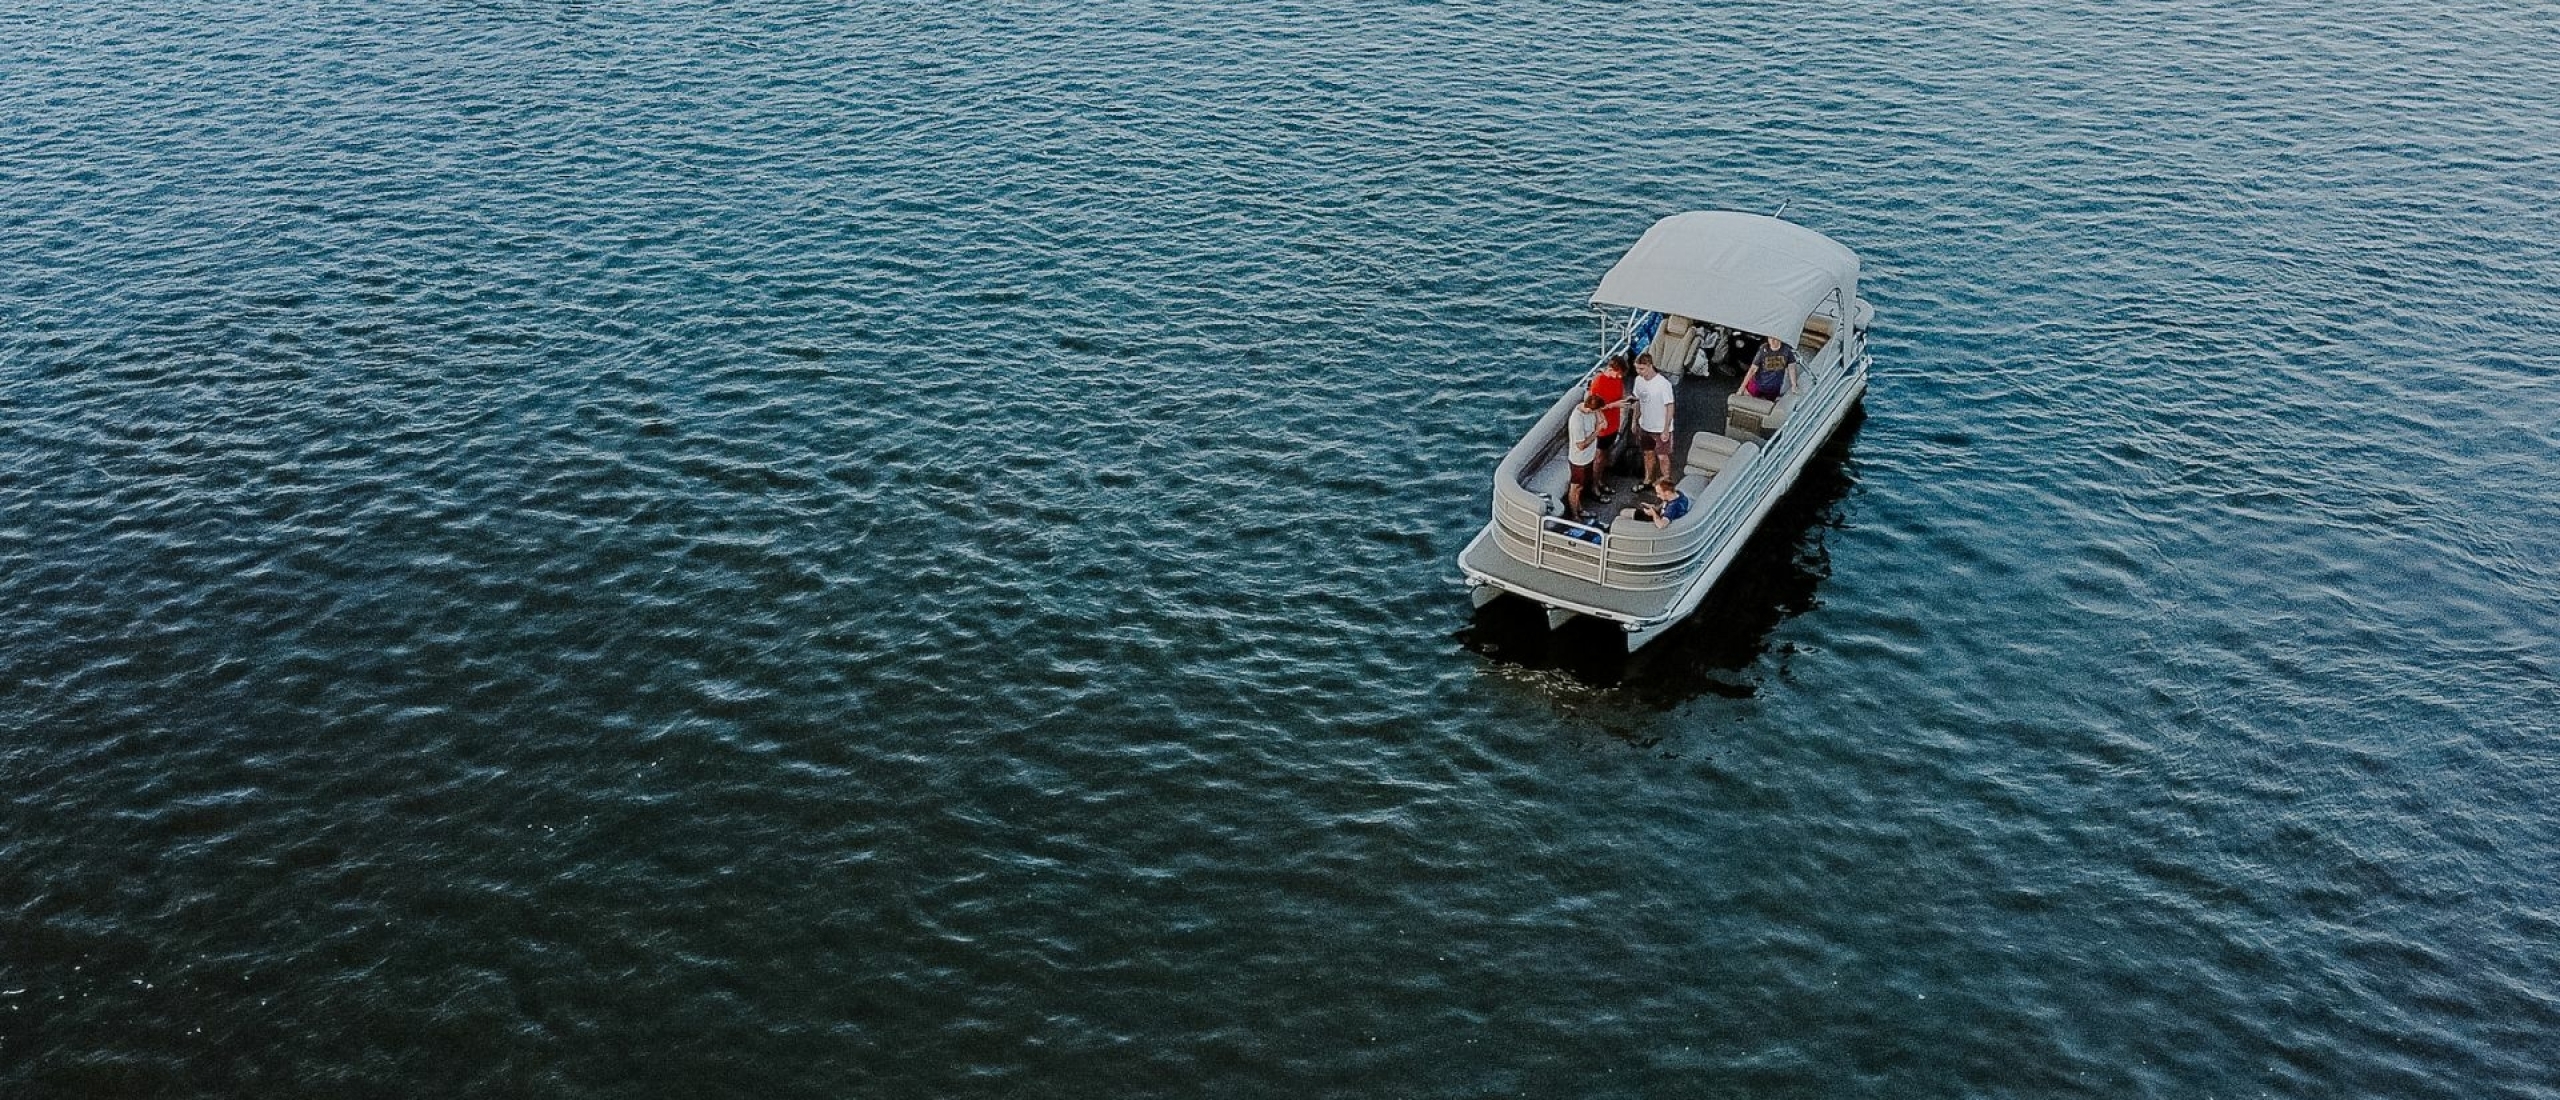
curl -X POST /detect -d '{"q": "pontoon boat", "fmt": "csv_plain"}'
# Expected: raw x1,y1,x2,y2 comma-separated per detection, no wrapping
1458,211,1873,651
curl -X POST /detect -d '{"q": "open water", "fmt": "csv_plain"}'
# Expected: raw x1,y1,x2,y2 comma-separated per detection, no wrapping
5,1,2558,1096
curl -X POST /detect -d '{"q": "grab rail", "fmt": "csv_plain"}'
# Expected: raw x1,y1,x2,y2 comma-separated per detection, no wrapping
1535,515,1613,585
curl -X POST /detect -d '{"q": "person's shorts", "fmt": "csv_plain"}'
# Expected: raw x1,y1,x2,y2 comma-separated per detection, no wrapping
1642,428,1674,456
1568,460,1596,488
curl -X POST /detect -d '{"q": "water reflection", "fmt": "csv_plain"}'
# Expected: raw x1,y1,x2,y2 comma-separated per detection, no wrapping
1461,410,1866,698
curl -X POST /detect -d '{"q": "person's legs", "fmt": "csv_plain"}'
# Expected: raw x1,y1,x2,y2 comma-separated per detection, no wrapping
1567,460,1589,517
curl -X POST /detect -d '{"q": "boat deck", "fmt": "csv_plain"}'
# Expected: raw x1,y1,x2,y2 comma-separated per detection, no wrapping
1574,369,1743,528
1467,366,1752,623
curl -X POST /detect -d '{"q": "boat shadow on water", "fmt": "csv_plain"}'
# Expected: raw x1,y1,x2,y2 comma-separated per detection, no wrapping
1457,409,1866,698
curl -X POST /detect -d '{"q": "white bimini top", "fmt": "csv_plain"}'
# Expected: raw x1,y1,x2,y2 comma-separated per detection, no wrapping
1588,211,1860,347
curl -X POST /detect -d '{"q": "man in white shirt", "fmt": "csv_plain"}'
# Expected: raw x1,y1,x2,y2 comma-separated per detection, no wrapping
1567,392,1604,520
1631,353,1677,486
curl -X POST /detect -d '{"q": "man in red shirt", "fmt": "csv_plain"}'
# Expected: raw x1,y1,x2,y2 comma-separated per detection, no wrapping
1588,354,1629,490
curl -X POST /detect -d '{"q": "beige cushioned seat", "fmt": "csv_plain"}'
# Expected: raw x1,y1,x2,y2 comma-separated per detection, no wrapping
1726,391,1776,439
1726,385,1802,440
1684,432,1741,474
1675,433,1743,498
1797,315,1835,358
1648,314,1703,376
1727,314,1830,437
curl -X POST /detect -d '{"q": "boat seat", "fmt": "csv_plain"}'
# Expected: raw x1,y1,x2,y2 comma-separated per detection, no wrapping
1650,314,1703,376
1523,460,1571,515
1798,315,1835,358
1676,439,1761,501
1683,432,1742,478
1725,387,1802,441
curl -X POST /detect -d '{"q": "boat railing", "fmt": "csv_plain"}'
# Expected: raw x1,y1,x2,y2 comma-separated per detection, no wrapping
1488,438,1759,593
1486,316,1863,595
1491,503,1725,593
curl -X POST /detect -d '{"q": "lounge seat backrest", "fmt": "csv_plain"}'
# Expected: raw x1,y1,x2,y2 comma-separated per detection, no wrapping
1674,434,1749,501
1649,314,1703,375
1525,460,1570,513
1798,315,1835,358
1671,441,1761,514
1726,384,1806,440
1683,432,1742,478
1726,391,1774,440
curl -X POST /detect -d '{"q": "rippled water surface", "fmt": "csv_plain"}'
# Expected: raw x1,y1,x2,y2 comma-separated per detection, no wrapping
6,1,2558,1095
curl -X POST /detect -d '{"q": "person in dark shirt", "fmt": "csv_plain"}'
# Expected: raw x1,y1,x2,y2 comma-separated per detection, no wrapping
1741,334,1798,400
1632,477,1691,528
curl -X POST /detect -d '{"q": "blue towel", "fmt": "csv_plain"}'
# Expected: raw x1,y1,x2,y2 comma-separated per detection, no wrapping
1627,310,1664,356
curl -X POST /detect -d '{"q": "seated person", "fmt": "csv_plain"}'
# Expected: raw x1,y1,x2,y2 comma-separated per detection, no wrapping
1740,334,1798,400
1631,477,1691,528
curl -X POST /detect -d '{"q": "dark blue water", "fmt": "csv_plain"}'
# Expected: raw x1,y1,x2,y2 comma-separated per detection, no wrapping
6,1,2558,1095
